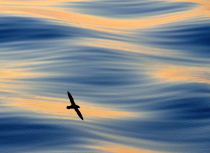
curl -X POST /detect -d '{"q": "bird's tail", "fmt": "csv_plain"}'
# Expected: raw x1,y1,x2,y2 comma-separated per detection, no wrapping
67,105,79,109
67,106,72,109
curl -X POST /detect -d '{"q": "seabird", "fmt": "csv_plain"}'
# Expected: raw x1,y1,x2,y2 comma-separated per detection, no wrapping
66,91,84,120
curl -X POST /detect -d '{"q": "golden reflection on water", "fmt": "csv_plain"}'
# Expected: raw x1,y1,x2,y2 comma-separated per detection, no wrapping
0,0,86,6
81,38,164,56
0,82,16,93
85,131,172,153
0,69,36,79
174,0,210,5
0,0,209,31
0,68,42,93
0,62,139,120
4,96,139,120
89,141,169,153
152,65,210,84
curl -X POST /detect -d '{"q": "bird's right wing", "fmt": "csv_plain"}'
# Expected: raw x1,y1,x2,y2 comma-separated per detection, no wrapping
75,108,84,120
67,91,75,105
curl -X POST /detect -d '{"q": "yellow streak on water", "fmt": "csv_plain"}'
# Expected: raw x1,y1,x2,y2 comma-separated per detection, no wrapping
0,67,50,92
173,0,210,6
0,82,17,93
85,131,172,153
81,38,169,56
0,65,138,121
152,65,210,83
0,0,91,6
90,141,170,153
0,4,207,30
5,96,139,120
0,69,37,79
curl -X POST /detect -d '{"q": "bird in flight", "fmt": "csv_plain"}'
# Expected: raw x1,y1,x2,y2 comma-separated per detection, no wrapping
66,91,84,120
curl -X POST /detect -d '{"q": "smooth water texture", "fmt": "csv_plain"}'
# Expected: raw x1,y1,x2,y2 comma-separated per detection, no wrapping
0,0,210,153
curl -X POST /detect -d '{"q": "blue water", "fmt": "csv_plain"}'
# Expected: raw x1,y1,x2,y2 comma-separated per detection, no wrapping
0,0,210,153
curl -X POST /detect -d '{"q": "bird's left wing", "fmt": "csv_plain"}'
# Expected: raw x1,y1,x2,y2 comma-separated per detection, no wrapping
75,108,84,120
67,91,75,105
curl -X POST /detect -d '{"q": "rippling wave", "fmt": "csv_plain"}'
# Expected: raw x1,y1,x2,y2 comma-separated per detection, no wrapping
0,0,210,153
66,0,197,19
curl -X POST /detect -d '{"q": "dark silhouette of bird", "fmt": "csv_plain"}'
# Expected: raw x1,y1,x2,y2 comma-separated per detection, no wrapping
66,91,84,120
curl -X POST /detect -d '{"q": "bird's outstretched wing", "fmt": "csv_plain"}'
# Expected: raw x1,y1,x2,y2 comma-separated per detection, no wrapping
75,108,83,120
67,91,75,105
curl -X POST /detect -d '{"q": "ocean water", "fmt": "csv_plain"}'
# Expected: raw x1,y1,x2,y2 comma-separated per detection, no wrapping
0,0,210,153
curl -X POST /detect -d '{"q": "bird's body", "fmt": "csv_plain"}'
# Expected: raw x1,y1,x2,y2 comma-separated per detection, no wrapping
66,91,84,120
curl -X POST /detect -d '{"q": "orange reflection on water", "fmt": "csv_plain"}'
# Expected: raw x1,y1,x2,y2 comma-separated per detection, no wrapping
0,66,50,93
81,38,169,56
6,95,139,120
152,65,210,83
0,68,35,79
0,3,207,30
0,0,55,6
0,0,87,6
0,82,17,93
174,0,210,6
88,140,170,153
0,68,35,93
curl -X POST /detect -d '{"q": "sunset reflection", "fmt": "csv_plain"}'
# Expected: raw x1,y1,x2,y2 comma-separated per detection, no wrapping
5,96,139,120
89,141,169,153
0,69,36,79
0,3,208,30
152,65,210,83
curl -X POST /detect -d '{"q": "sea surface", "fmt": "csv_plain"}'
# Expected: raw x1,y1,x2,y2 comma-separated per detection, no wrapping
0,0,210,153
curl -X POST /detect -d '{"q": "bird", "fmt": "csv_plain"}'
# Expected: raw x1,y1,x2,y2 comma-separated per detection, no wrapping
66,91,84,120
